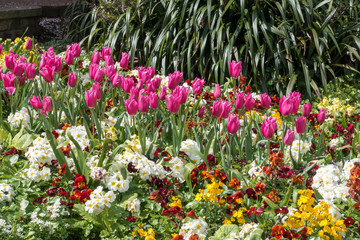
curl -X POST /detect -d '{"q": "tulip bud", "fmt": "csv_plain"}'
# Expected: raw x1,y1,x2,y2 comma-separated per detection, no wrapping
166,94,181,113
260,93,272,109
29,96,43,109
212,101,223,118
235,92,245,110
68,72,77,88
294,116,306,134
159,86,167,100
25,63,35,79
130,86,140,101
138,95,149,113
220,101,232,119
302,103,312,117
111,74,122,87
25,38,32,50
261,116,277,139
168,71,183,90
317,109,327,123
120,52,130,69
198,105,205,118
102,47,112,61
227,114,240,135
192,77,205,94
124,98,138,115
92,83,101,100
214,84,221,99
149,92,159,109
106,65,116,79
43,96,52,112
54,57,62,73
85,90,97,108
244,93,255,111
92,51,101,64
121,77,134,93
94,68,105,83
40,66,55,83
104,55,114,67
13,62,25,77
65,47,74,65
284,129,295,145
228,60,242,78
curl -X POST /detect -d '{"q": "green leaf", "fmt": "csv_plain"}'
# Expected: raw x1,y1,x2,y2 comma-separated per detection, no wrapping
262,196,280,210
184,162,197,191
210,224,239,240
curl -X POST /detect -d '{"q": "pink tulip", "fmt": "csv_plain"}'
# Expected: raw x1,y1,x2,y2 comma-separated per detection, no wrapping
18,56,26,63
85,90,97,108
2,72,16,95
168,71,183,90
212,101,223,118
149,92,159,109
214,84,221,98
289,92,301,114
5,53,16,70
89,64,98,80
92,51,101,64
228,60,242,78
220,101,232,119
317,109,327,123
130,86,140,101
0,44,2,54
284,129,295,145
104,55,114,67
153,77,162,89
13,62,25,77
25,38,32,50
120,52,129,68
279,92,301,116
159,86,167,100
18,76,25,86
121,77,134,93
54,57,62,73
173,86,189,105
302,103,312,117
106,65,115,79
25,63,35,79
124,98,138,115
40,66,55,83
29,96,43,109
72,43,81,58
102,47,112,61
260,93,271,109
227,114,240,134
94,68,105,83
138,67,153,83
65,48,74,65
166,94,181,113
111,74,122,87
68,72,77,88
198,105,205,118
43,96,52,112
146,81,156,92
261,117,277,139
192,77,205,94
235,92,245,110
92,83,102,100
244,93,255,111
294,116,306,134
138,95,149,113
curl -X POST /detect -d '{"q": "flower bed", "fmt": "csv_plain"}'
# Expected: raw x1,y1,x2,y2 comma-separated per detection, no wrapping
0,37,360,239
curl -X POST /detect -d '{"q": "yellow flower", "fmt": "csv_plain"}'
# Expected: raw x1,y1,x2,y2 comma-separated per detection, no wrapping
169,197,182,208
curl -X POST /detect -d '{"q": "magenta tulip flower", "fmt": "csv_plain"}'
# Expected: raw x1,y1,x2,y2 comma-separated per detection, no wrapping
284,129,295,145
149,92,159,109
130,86,140,101
227,114,240,134
106,65,115,79
152,77,162,90
92,83,101,100
43,96,52,112
220,101,232,119
214,84,221,99
138,95,149,113
25,63,35,79
168,71,183,90
94,68,105,83
54,57,62,73
260,93,272,109
25,38,32,50
166,94,181,113
228,60,242,78
294,116,306,134
212,101,223,118
192,77,205,94
104,55,114,67
13,62,25,77
244,93,255,111
65,48,74,65
146,81,156,92
40,66,55,83
5,53,17,71
289,92,301,114
29,96,43,109
2,72,16,95
317,109,327,123
235,92,245,110
120,52,130,69
121,77,134,93
92,51,101,64
68,72,77,88
124,98,138,115
279,92,301,116
85,90,98,108
111,74,122,87
302,103,312,117
198,105,205,118
159,86,167,100
101,47,112,61
261,116,277,139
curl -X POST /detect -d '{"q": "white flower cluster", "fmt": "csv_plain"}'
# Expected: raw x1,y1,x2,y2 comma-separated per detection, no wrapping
181,139,203,164
7,107,34,129
124,135,156,158
90,167,107,181
30,208,58,232
23,166,51,182
312,159,360,202
168,157,185,182
180,218,208,240
329,138,340,148
286,140,312,162
25,136,55,164
0,183,15,202
127,198,141,213
47,198,66,219
85,186,116,215
66,125,90,150
80,73,91,85
226,223,261,240
0,219,12,235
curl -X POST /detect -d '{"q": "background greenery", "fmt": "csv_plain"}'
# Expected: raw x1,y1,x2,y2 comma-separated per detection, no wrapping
66,0,360,99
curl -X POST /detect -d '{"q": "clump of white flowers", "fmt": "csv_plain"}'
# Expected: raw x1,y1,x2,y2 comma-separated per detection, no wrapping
226,223,261,240
66,126,90,150
168,157,185,182
90,167,107,181
179,218,208,240
0,183,15,202
7,107,35,129
180,139,203,164
286,139,312,162
85,186,116,215
127,198,141,213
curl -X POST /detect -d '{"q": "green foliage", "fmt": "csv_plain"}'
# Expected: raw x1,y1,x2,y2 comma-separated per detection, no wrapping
67,0,360,97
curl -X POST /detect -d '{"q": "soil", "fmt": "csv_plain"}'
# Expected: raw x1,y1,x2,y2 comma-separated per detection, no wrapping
0,0,75,8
